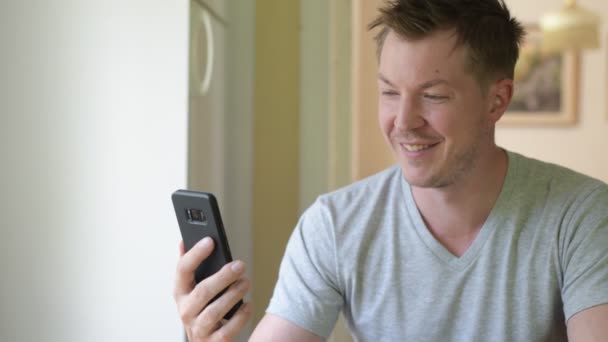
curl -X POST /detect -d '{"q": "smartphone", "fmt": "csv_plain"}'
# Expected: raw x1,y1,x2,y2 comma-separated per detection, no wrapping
172,189,242,320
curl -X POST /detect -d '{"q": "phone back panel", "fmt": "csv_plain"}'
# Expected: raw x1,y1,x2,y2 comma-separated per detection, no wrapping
172,190,233,283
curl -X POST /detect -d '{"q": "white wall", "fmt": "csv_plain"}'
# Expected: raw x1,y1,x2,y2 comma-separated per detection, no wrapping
0,1,188,341
498,0,608,182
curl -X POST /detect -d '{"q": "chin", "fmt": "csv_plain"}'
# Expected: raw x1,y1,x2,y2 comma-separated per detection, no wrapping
401,167,433,188
400,165,452,189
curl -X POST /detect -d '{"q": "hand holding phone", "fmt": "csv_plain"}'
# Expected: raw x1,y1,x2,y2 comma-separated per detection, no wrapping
172,190,251,340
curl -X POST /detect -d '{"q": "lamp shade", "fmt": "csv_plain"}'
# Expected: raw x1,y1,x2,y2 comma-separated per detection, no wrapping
539,0,600,51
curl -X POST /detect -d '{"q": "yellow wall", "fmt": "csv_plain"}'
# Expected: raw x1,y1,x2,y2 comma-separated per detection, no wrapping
253,0,301,325
352,0,389,180
497,0,608,182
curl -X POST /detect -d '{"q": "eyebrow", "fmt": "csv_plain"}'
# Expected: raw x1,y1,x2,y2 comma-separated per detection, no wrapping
377,73,449,89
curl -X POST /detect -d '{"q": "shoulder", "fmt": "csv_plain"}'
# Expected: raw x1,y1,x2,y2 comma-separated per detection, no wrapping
301,165,407,244
316,164,404,212
508,151,608,255
509,151,608,204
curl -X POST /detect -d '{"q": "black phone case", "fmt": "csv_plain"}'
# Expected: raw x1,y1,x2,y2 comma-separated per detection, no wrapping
172,189,242,320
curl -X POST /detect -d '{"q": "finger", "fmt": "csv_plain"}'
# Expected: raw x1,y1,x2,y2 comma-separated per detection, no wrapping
211,302,253,341
182,262,247,324
195,278,251,333
174,237,215,298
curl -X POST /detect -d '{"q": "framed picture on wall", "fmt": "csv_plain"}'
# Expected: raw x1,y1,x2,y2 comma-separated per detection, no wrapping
500,24,580,126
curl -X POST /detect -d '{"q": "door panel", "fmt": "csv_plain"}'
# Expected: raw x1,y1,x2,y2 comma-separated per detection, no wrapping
188,0,226,207
352,0,394,180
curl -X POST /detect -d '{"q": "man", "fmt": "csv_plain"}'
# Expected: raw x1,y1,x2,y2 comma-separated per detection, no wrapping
174,0,608,340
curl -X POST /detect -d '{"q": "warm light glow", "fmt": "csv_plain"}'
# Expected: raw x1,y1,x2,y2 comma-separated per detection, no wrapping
539,0,600,51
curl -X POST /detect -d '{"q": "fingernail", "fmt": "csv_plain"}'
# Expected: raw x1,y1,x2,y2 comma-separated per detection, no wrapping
200,237,212,247
231,261,244,273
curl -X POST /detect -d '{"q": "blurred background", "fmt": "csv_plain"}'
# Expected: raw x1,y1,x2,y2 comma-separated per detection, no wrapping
0,0,606,341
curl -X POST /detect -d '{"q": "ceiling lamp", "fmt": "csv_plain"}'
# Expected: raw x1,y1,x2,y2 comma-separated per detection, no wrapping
539,0,601,51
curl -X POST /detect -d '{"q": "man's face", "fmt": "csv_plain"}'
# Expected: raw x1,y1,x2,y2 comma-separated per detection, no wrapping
378,30,495,188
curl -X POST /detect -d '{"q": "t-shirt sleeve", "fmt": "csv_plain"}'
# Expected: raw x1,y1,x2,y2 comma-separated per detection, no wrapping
561,184,608,321
266,199,343,338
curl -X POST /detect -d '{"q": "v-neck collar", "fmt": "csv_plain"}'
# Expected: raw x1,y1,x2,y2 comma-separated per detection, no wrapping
400,150,519,270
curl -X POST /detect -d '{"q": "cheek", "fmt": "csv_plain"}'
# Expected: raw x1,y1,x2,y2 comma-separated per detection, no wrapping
378,100,396,134
432,112,478,146
432,99,475,127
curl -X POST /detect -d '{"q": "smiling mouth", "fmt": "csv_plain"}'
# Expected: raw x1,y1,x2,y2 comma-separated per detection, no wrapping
401,143,439,152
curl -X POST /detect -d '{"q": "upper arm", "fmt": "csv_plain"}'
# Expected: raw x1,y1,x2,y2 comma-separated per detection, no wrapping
249,314,324,342
567,304,608,342
561,185,608,321
264,200,343,337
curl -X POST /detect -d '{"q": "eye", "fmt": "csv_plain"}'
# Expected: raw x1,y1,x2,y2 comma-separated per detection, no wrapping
381,90,399,96
423,94,448,101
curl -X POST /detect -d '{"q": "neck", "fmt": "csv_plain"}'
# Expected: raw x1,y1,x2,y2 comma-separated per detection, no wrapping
411,146,508,254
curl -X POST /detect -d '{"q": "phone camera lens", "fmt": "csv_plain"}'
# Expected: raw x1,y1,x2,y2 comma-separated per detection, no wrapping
186,208,206,224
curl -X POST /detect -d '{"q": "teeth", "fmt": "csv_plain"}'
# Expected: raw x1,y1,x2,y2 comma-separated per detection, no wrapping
403,144,432,152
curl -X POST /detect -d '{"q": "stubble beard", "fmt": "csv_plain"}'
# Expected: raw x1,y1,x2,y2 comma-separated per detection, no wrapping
404,119,488,189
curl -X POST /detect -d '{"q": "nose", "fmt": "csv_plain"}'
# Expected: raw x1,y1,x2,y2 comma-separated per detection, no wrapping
394,97,425,131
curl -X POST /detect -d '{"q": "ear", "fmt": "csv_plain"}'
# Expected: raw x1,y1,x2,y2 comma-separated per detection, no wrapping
487,78,513,123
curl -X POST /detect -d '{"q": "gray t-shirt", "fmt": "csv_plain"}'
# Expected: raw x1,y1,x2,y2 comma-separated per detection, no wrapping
266,151,608,341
